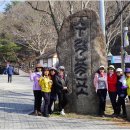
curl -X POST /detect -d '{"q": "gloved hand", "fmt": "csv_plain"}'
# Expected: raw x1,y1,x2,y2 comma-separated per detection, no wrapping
121,86,127,89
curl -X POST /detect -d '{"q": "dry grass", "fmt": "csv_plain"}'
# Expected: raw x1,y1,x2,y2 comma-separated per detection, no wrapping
50,102,130,127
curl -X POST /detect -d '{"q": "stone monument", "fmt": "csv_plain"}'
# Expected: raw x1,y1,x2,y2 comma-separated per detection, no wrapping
57,9,107,114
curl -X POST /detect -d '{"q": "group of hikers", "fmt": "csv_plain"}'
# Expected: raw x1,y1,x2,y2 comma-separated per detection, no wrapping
29,63,130,118
94,65,130,118
29,64,68,117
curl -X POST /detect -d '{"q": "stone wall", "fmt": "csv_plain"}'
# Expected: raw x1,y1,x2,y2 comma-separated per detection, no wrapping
57,8,107,114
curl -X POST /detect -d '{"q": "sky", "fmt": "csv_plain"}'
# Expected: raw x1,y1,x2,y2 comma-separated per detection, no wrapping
0,0,11,12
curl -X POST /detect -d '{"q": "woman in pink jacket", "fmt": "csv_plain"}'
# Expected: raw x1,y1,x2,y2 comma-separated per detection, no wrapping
94,65,108,116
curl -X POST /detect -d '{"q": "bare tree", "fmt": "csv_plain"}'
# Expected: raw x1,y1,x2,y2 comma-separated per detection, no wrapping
1,0,130,57
0,2,57,56
105,1,130,53
28,1,130,54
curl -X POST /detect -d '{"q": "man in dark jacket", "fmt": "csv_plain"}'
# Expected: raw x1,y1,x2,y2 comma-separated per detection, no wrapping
7,65,14,83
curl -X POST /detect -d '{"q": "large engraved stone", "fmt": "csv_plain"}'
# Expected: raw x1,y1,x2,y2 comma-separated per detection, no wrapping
57,9,107,114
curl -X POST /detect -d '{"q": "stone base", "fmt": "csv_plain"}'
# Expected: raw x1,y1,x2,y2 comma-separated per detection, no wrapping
126,103,130,120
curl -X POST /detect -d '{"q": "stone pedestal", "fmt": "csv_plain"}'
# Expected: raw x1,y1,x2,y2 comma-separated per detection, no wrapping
57,9,107,114
126,103,130,120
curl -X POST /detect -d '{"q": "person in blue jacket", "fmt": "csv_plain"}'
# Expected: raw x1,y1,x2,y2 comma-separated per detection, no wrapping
7,65,14,83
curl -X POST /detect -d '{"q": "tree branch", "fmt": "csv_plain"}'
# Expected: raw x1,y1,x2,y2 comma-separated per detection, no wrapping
48,0,59,36
106,2,130,30
27,2,51,16
67,1,74,15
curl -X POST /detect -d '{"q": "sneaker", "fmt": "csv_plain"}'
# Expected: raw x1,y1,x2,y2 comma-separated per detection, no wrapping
122,114,127,118
60,109,65,115
98,113,105,117
49,110,53,115
29,110,38,116
28,111,35,115
111,113,118,117
34,110,38,116
43,114,50,117
37,111,42,116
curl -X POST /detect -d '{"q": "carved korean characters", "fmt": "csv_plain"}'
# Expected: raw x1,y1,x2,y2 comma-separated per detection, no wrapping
72,17,90,96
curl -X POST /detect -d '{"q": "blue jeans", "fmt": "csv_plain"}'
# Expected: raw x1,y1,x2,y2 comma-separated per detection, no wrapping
42,92,50,115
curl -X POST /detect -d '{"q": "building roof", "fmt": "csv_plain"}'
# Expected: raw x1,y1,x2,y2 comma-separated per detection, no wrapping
36,48,57,60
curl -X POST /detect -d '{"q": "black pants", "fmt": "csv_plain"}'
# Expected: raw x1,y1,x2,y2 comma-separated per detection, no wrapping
33,90,42,112
42,92,50,115
97,89,107,115
109,92,117,114
117,96,127,115
48,92,57,114
8,75,12,83
57,90,68,111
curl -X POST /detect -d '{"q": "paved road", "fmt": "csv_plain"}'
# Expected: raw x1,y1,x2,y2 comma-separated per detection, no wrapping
0,75,129,129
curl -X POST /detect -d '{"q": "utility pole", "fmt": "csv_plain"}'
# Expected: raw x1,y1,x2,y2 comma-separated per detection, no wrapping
120,0,125,71
99,0,105,36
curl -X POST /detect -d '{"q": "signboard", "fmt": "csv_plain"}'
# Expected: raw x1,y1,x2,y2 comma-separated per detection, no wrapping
110,55,130,63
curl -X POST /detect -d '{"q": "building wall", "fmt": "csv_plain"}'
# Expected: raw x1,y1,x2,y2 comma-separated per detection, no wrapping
53,57,59,67
39,59,48,67
39,60,44,66
39,54,59,68
48,58,53,67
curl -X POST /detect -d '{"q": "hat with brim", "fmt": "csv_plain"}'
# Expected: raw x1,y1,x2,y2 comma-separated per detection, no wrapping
50,67,57,71
99,65,105,69
36,63,43,68
108,65,115,70
125,68,130,73
116,68,123,72
59,66,65,70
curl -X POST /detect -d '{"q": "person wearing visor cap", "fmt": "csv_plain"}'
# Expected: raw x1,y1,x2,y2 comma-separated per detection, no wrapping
29,63,43,116
94,65,108,116
116,68,127,118
107,65,118,117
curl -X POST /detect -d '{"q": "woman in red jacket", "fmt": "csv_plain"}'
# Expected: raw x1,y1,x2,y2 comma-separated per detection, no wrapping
107,65,118,117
